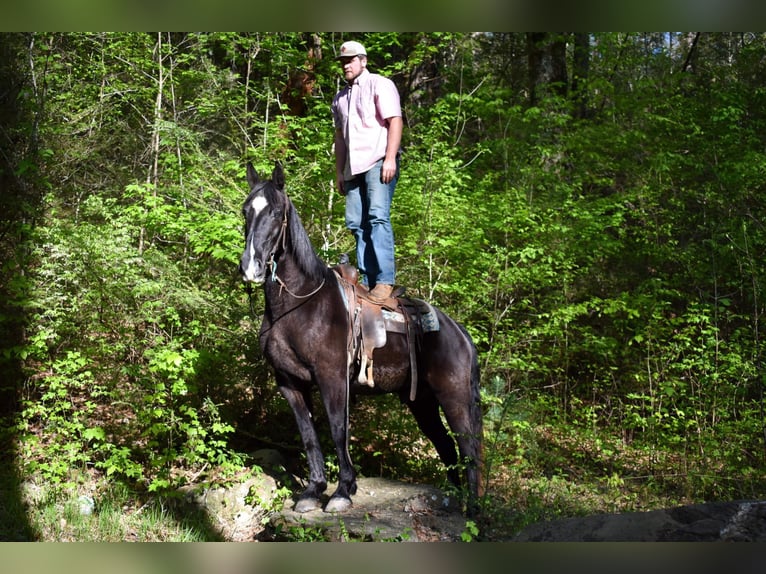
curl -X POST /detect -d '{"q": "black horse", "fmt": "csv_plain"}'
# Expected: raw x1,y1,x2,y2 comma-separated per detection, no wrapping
239,161,483,514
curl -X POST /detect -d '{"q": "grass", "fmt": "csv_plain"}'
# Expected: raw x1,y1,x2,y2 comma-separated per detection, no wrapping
5,474,224,542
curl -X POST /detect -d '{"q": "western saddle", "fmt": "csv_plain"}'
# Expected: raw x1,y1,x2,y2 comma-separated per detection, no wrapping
333,263,429,401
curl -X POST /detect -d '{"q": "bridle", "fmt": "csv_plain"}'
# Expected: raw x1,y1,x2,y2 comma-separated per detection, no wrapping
266,209,326,299
246,198,326,308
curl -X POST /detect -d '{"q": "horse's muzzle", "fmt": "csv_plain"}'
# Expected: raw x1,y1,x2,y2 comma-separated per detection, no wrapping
239,257,266,284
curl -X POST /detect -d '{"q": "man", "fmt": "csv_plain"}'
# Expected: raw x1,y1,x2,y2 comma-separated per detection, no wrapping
331,40,403,303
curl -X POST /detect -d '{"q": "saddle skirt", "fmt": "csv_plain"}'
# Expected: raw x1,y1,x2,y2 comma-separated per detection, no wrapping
333,264,439,399
381,305,439,335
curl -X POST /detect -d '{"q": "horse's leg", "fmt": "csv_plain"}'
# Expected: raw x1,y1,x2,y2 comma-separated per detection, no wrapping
406,392,460,487
278,383,327,512
436,395,483,515
319,380,357,513
428,323,484,515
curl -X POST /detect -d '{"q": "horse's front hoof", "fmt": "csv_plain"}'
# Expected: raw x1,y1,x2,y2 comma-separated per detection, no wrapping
324,496,352,513
294,497,322,513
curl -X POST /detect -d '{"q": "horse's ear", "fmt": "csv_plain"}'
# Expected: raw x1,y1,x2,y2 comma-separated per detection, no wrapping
246,162,259,188
272,161,285,190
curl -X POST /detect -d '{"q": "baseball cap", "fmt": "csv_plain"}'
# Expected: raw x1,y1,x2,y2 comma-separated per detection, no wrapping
337,41,367,59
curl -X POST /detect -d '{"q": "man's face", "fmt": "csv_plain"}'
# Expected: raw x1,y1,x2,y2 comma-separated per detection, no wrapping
339,55,365,82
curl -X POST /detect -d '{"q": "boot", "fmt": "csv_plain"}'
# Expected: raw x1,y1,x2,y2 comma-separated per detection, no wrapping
368,283,394,303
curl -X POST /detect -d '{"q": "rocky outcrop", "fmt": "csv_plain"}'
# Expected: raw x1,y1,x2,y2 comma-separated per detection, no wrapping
177,448,766,542
177,449,471,542
264,476,468,542
512,500,766,542
178,469,278,541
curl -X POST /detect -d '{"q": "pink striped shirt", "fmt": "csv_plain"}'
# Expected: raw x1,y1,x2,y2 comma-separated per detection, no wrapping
332,69,401,179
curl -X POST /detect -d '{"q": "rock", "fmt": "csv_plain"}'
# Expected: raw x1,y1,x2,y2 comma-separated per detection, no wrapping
178,453,287,542
77,495,95,516
512,500,766,542
264,477,468,542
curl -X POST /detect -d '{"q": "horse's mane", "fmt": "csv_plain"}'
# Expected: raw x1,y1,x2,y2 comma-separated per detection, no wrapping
256,181,326,284
284,195,327,284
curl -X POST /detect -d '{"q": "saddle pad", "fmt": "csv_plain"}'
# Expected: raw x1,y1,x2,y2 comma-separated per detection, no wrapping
382,299,440,333
418,301,440,333
333,273,440,334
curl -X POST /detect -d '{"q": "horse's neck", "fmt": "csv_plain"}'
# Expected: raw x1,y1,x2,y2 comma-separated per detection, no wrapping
263,246,324,306
265,250,298,287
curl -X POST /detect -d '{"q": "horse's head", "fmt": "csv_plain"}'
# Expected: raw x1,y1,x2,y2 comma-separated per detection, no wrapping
239,161,288,284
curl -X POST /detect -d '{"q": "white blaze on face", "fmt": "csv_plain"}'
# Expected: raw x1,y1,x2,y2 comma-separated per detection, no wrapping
249,194,268,216
241,194,270,283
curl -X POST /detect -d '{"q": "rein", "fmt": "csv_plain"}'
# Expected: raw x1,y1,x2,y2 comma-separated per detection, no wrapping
266,209,326,300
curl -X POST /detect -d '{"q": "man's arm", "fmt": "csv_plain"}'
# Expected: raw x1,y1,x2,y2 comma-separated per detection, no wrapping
334,128,347,195
381,116,402,184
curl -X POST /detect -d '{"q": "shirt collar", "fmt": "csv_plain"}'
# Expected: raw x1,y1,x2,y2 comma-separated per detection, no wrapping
347,68,370,88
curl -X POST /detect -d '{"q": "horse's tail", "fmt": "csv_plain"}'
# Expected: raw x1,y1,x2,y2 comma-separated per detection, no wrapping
459,323,485,498
470,338,485,497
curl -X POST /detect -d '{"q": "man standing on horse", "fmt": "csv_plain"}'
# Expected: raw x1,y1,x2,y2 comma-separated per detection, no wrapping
332,40,403,303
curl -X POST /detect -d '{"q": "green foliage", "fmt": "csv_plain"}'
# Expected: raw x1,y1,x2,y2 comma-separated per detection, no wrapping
17,350,103,484
273,519,329,542
16,194,246,492
22,476,223,541
460,519,479,542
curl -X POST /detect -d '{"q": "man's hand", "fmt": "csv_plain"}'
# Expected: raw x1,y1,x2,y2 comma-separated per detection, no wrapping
336,174,347,196
381,158,397,184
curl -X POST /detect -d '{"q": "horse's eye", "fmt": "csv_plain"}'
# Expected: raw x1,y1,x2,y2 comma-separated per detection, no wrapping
273,208,284,219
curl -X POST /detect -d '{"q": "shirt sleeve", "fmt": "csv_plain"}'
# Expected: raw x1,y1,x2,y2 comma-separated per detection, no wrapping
331,97,341,129
375,77,402,121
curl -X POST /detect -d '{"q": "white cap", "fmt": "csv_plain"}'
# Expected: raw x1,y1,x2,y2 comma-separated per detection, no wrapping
337,41,367,59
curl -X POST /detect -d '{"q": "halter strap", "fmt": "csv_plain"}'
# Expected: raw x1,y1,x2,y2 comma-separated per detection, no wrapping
266,209,326,300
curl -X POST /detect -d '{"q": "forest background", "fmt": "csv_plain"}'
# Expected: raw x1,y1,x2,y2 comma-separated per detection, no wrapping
1,32,765,541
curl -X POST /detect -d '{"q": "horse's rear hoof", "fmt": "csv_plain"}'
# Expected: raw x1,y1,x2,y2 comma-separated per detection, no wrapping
294,497,322,513
324,496,352,513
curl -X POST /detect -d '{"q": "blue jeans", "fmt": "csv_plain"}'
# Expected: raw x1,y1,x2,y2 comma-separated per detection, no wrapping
344,158,398,287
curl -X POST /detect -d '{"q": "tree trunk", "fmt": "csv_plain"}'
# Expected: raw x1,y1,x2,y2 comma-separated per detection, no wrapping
572,33,590,118
140,32,165,256
527,32,569,105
